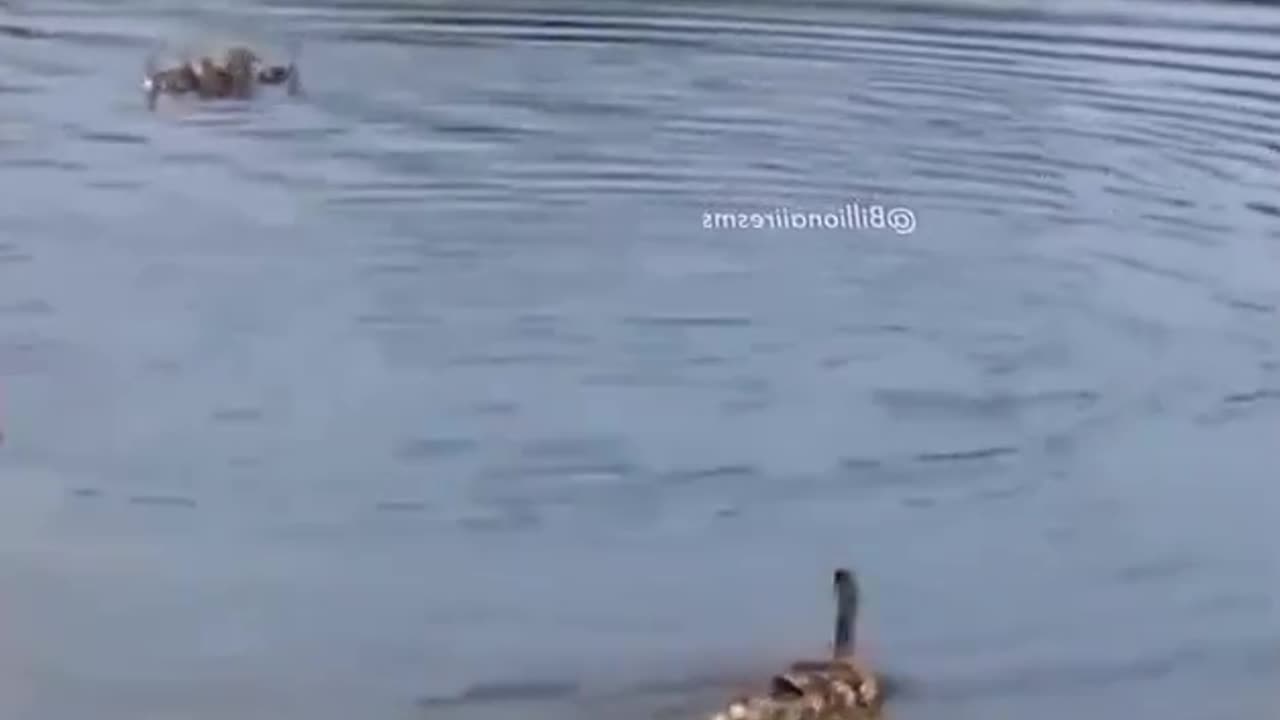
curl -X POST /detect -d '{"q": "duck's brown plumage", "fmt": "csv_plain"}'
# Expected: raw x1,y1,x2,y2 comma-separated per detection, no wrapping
143,44,298,106
706,569,883,720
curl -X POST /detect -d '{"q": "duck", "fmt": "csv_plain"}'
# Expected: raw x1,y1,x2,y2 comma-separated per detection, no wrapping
143,45,300,107
707,568,884,720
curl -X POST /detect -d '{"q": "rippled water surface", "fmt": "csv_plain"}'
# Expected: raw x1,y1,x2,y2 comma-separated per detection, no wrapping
2,0,1280,718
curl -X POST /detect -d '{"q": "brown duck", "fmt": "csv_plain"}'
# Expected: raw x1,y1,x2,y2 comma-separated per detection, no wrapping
143,45,299,107
707,568,884,720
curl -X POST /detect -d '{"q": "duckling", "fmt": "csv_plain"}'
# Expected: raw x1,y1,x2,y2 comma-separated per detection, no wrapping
219,45,298,95
707,568,884,720
192,55,234,98
142,62,198,95
142,57,197,110
219,46,264,97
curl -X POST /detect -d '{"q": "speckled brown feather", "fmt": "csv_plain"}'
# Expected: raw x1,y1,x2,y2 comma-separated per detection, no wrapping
143,44,297,105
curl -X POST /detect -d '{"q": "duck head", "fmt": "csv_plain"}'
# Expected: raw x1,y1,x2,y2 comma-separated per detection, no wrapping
832,568,858,658
256,63,293,85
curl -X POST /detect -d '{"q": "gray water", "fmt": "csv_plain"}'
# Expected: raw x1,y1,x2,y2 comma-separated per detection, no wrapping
2,0,1279,718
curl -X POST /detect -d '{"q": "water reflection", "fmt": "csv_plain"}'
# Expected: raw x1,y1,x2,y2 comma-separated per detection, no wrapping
1,0,1279,719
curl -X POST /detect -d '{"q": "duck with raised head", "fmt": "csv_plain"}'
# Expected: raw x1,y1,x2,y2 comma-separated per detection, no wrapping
708,568,884,720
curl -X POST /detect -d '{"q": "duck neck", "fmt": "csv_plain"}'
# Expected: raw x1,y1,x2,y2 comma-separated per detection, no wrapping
833,570,857,658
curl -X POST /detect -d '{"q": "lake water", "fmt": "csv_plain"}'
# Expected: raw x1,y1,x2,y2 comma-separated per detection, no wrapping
1,0,1278,718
